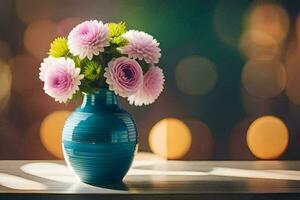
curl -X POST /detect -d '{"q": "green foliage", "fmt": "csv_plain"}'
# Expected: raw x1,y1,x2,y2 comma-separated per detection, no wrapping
138,59,151,73
73,56,82,68
79,80,99,94
49,37,69,57
81,60,101,81
66,90,83,104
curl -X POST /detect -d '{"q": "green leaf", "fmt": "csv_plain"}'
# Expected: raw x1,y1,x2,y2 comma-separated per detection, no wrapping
138,59,150,73
81,60,101,81
65,90,83,104
79,81,98,94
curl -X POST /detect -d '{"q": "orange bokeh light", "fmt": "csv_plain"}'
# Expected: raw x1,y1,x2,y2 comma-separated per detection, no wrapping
149,118,192,160
240,3,289,60
247,116,289,159
40,111,71,159
239,31,281,60
247,3,290,42
24,20,58,59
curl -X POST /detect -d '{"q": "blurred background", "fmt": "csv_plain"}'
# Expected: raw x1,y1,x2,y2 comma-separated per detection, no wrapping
0,0,300,160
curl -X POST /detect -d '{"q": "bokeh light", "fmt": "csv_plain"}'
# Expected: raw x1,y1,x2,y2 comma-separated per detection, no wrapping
239,31,281,60
24,20,58,59
247,3,290,43
149,118,192,160
286,41,300,105
240,3,289,60
0,62,12,112
175,56,218,96
183,120,214,160
57,17,83,37
40,110,71,159
247,116,289,159
242,59,286,98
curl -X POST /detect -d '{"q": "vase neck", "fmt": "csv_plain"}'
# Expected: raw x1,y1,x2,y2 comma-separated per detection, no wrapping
81,89,119,109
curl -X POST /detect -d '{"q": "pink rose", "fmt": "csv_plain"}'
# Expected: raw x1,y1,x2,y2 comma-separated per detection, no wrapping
104,57,143,97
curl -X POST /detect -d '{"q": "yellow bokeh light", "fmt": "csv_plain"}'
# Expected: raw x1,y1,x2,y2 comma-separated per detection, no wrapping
149,118,192,160
0,62,12,112
242,59,286,98
175,56,218,96
247,116,289,159
24,20,57,59
40,111,71,159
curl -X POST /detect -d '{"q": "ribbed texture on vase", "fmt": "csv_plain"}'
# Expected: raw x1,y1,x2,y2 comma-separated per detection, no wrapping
62,89,137,185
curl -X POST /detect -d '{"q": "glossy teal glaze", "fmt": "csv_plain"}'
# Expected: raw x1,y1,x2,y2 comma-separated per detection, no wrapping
62,89,137,185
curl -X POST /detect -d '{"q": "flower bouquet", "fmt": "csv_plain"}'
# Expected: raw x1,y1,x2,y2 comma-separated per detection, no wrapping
39,20,164,105
38,20,164,185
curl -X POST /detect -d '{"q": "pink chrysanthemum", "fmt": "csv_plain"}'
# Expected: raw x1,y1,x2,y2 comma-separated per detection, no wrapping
119,30,161,64
104,57,143,97
39,56,56,81
68,20,109,60
43,57,84,103
128,66,164,106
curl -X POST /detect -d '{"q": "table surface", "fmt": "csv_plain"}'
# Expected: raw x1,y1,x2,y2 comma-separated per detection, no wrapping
0,153,300,199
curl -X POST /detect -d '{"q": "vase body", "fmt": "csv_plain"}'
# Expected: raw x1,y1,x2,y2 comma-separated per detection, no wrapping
62,89,137,185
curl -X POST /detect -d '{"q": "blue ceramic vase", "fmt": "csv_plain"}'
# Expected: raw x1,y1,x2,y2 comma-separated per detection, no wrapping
62,89,137,185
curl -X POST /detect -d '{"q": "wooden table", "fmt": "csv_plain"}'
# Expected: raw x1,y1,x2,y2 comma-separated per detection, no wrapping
0,153,299,199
